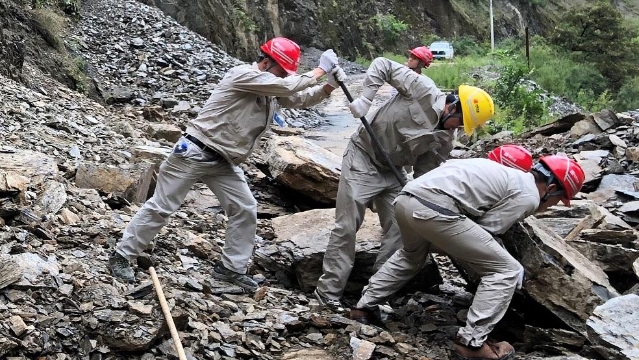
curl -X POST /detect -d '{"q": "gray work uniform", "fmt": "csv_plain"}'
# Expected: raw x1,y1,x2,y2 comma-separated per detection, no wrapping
357,158,539,347
315,57,454,301
116,63,330,274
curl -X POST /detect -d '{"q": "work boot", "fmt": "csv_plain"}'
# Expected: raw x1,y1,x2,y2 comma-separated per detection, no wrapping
212,261,258,292
313,289,346,313
109,251,135,283
453,335,515,360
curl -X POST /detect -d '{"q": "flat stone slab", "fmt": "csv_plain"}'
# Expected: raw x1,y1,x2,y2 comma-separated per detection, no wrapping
587,294,639,360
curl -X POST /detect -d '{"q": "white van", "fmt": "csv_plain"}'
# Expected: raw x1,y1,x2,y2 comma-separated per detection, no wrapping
429,41,454,60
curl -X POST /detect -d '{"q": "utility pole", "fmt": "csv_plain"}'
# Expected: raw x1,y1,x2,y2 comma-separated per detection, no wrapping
490,0,495,51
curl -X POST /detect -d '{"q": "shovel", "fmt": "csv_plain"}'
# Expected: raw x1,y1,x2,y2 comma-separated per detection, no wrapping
336,80,406,187
137,256,189,360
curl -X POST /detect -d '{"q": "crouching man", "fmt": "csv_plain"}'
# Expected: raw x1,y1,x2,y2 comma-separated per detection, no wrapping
351,155,585,360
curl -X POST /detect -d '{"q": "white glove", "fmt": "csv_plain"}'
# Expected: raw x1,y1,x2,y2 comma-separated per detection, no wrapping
327,66,347,88
318,49,339,72
349,96,373,118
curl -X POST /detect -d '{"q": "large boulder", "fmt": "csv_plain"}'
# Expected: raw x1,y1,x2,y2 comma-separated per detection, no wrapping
130,145,172,199
263,136,341,205
586,294,639,360
255,208,441,294
75,162,154,204
503,217,619,336
0,149,58,188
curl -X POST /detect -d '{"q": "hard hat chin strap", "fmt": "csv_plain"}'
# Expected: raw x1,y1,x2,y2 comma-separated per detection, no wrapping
533,163,565,204
438,98,461,130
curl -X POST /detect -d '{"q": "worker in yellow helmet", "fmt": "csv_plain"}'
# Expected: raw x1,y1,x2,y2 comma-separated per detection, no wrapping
313,55,494,311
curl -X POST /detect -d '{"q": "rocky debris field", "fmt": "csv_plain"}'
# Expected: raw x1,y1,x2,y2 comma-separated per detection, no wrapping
71,0,330,130
1,0,639,358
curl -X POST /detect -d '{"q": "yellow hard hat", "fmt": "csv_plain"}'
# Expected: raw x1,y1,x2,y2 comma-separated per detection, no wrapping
459,85,495,135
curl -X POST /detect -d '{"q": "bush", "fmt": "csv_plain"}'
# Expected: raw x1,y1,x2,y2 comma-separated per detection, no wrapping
452,35,489,57
492,60,550,133
615,76,639,111
526,42,608,102
425,56,490,90
372,14,408,46
551,2,639,91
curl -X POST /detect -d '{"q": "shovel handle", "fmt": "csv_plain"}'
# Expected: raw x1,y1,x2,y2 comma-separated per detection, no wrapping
336,80,406,187
149,266,188,360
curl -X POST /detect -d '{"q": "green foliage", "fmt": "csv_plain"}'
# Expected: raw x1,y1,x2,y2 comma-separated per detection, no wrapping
31,8,67,51
372,14,408,46
491,60,550,133
230,0,258,32
615,76,639,111
574,89,614,112
421,34,441,48
425,56,490,89
64,55,88,93
525,0,548,6
551,1,639,91
58,0,79,17
525,39,608,104
451,35,489,57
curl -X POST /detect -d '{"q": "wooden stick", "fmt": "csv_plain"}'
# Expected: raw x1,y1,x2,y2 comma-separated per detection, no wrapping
564,215,605,242
149,266,188,360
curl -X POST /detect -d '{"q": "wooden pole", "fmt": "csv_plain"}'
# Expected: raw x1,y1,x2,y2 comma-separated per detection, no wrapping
525,26,530,69
149,266,188,360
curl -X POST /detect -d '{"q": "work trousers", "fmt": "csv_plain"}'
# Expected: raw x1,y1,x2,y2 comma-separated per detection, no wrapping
116,136,258,274
357,194,523,347
315,142,406,300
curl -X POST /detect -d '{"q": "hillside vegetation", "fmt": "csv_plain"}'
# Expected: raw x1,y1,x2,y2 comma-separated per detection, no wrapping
358,2,639,135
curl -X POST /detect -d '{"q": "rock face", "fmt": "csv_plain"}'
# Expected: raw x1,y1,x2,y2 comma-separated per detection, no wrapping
139,0,591,61
586,294,639,360
264,136,341,205
255,208,441,293
503,217,619,335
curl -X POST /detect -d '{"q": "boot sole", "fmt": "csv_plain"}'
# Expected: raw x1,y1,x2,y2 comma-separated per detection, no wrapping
212,270,257,292
313,290,347,313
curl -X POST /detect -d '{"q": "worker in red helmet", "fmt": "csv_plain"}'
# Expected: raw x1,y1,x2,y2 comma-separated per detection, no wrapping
390,46,434,99
351,155,585,360
407,46,433,74
109,37,346,291
487,144,533,172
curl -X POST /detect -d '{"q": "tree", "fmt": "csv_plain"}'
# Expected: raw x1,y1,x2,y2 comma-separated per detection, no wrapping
550,1,639,91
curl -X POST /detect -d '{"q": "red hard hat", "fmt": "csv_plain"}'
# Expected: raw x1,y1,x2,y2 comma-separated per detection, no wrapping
487,145,533,172
260,37,301,75
538,155,585,206
408,46,433,67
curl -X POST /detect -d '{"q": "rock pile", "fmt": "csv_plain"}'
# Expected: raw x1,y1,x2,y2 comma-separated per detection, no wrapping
2,0,639,357
71,0,329,129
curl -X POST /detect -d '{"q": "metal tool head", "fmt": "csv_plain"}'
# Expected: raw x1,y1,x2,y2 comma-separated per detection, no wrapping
136,254,155,270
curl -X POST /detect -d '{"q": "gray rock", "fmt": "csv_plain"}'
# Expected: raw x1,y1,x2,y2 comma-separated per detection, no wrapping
75,162,154,204
146,123,182,143
503,217,619,335
570,118,602,138
524,325,586,353
262,135,341,205
105,86,135,104
521,113,585,138
37,181,67,215
0,256,22,290
597,174,639,193
592,109,620,131
586,294,639,360
256,208,441,293
570,240,639,274
350,337,375,360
